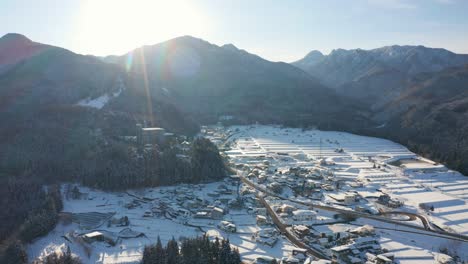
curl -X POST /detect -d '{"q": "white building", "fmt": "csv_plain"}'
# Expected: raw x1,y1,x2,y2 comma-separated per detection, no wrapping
292,210,317,221
344,193,357,205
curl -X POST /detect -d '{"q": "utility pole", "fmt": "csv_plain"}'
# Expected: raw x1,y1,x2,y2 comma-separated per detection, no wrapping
237,178,241,199
319,138,322,159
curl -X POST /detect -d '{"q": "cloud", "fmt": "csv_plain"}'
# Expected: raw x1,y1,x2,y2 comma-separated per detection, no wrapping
367,0,417,9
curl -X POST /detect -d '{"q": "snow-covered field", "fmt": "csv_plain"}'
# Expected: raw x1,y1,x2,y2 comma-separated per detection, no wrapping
223,125,468,263
27,125,468,263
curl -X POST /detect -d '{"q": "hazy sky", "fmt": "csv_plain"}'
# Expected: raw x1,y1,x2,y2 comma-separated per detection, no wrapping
2,0,468,62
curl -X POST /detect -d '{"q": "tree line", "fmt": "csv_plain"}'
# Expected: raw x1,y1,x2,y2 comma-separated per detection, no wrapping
77,137,227,190
142,236,241,264
0,107,226,191
0,178,63,264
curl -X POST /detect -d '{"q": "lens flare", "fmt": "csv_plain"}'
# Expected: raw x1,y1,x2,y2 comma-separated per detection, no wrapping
138,48,155,127
125,51,133,72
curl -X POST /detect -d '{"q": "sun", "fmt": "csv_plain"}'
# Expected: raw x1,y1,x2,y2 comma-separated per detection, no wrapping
74,0,207,56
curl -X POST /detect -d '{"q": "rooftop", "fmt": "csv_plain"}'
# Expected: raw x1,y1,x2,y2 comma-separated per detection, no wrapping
142,127,165,131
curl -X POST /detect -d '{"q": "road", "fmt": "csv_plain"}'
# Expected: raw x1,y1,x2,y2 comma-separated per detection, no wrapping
238,170,468,243
255,192,330,260
379,211,430,230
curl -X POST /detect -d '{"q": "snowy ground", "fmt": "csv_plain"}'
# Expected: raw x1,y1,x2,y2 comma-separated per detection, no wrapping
222,125,468,263
76,77,125,109
27,183,295,263
27,125,468,263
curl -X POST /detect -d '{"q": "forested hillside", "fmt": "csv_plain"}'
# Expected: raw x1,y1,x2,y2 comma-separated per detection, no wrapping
0,34,227,261
370,65,468,174
108,36,370,130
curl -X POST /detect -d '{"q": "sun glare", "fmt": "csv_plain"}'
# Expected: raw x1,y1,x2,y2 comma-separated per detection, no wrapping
75,0,207,55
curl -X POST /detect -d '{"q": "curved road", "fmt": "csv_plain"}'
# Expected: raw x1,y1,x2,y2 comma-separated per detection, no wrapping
238,171,468,242
379,211,430,230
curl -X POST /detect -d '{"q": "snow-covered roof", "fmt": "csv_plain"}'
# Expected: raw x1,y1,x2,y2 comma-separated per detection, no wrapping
142,127,165,131
331,244,351,252
83,231,103,238
292,209,317,216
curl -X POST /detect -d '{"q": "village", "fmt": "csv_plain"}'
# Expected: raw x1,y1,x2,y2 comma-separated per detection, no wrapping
27,125,468,264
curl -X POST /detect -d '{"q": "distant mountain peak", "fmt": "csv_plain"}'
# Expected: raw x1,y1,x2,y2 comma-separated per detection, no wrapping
0,33,47,66
166,35,211,46
294,44,468,88
293,50,324,68
222,43,239,51
304,50,323,59
0,33,32,44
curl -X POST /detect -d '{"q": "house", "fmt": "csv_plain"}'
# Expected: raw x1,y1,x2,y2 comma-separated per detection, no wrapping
179,141,191,152
108,216,129,227
350,225,375,236
256,215,268,226
318,237,329,246
292,210,317,221
353,236,380,251
307,259,331,264
291,247,308,260
211,207,224,219
218,221,236,233
319,158,335,166
258,174,267,183
305,180,317,188
82,231,104,243
82,231,116,246
349,181,363,188
143,211,153,217
280,257,300,264
279,204,296,214
375,255,393,264
139,127,166,145
331,245,352,261
344,193,357,205
378,194,403,208
377,194,391,204
194,211,210,219
255,228,279,247
254,256,277,264
292,225,310,238
321,184,334,191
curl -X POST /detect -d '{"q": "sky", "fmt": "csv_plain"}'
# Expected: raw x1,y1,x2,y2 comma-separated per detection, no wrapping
1,0,468,62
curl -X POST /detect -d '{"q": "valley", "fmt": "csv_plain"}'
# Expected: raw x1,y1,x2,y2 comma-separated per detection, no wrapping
26,125,468,263
2,1,468,263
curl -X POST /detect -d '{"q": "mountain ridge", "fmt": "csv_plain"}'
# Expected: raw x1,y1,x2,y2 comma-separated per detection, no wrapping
102,34,368,129
2,32,468,174
293,45,468,87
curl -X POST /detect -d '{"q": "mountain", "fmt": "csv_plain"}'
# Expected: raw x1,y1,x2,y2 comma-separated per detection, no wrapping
293,50,324,69
293,45,468,108
0,33,199,184
0,33,196,132
0,33,49,69
373,65,468,173
294,45,468,174
106,36,369,129
369,45,468,75
3,33,467,175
